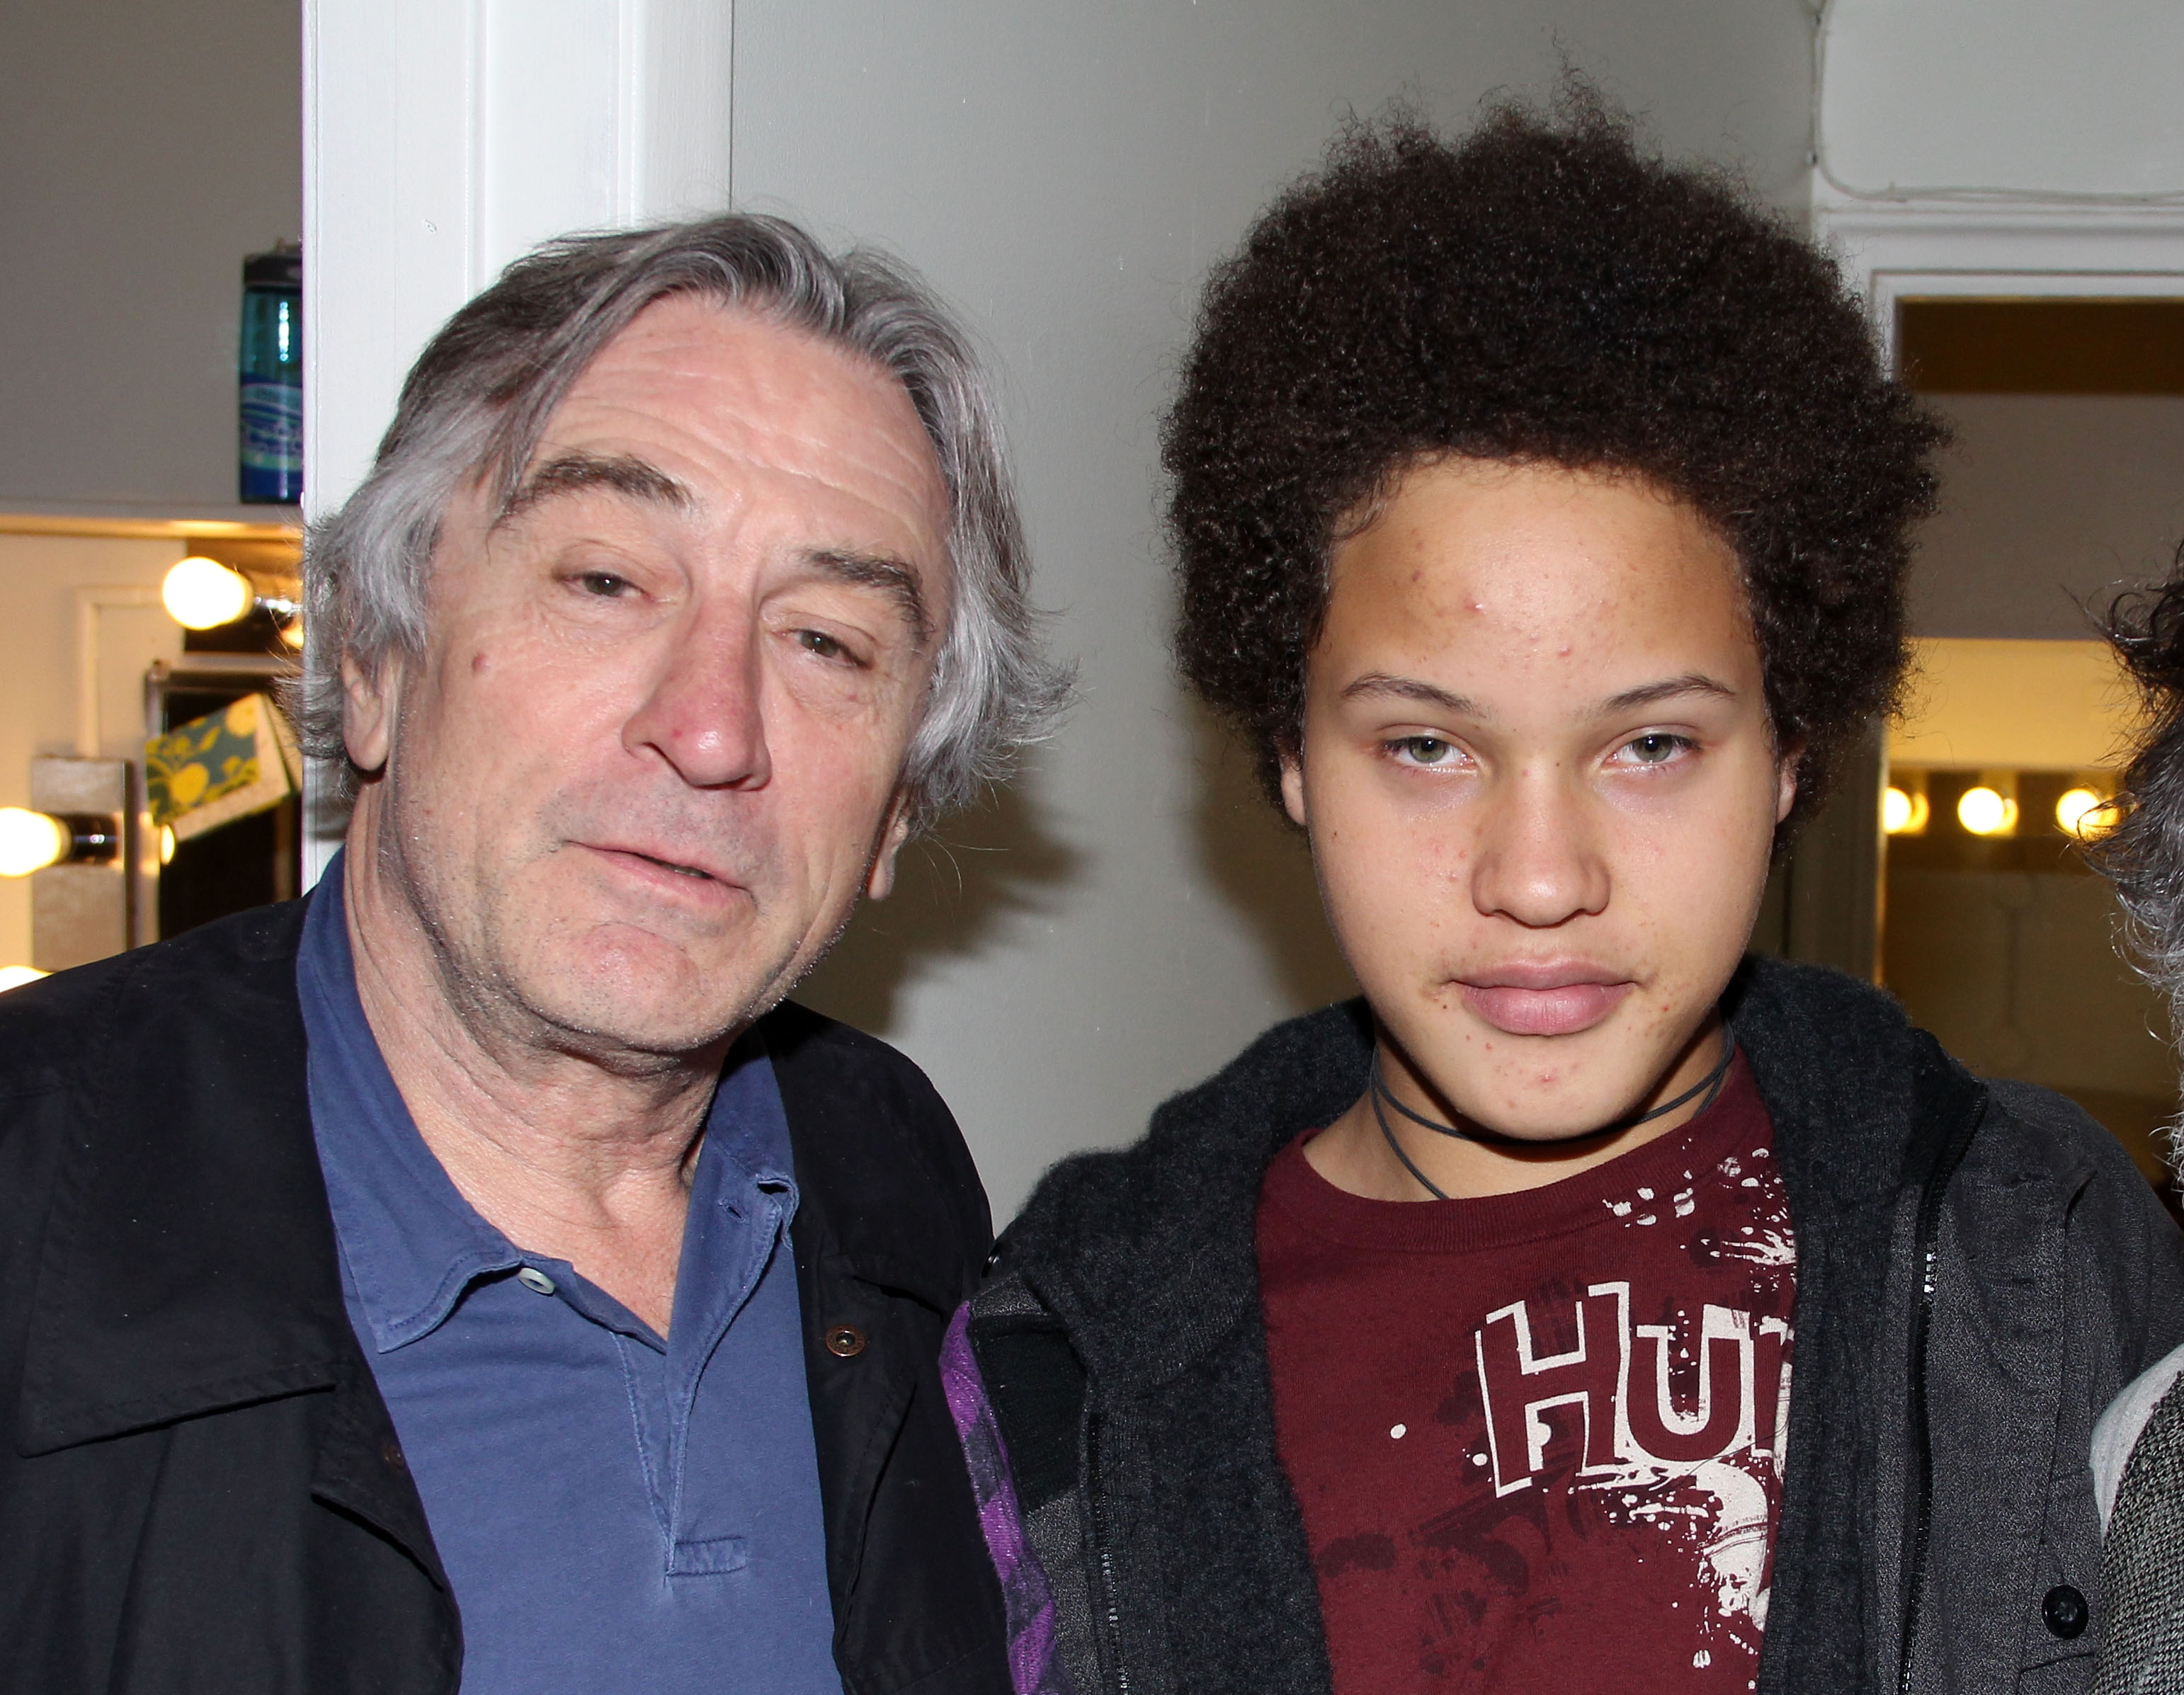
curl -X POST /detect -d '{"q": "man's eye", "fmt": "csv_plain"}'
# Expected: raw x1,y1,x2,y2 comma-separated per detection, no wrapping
1391,736,1457,766
577,571,631,598
1620,733,1691,765
797,628,850,662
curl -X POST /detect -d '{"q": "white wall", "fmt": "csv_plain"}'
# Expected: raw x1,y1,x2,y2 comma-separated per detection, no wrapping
0,0,301,517
302,1,1816,1219
1819,0,2184,202
738,0,1821,1216
304,0,734,521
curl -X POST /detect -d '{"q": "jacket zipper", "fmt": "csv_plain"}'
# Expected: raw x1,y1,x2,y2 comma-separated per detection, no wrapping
1086,1413,1132,1694
1895,1088,1985,1695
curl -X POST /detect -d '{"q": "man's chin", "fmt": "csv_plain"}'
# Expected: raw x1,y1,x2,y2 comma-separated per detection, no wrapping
508,937,807,1062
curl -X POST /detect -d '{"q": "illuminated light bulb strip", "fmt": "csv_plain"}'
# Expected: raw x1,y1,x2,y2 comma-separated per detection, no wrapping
1883,787,1930,835
1957,787,2016,837
160,555,302,639
162,557,255,631
2056,787,2120,841
0,809,123,877
0,808,69,877
0,965,49,993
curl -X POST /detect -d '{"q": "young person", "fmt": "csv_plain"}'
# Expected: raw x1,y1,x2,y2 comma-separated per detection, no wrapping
943,103,2184,1695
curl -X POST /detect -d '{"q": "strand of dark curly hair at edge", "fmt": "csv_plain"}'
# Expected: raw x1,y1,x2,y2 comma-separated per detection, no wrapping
2095,547,2184,1069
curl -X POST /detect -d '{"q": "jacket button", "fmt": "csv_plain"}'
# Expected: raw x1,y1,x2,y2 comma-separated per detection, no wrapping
824,1325,867,1359
380,1439,406,1474
2043,1584,2088,1640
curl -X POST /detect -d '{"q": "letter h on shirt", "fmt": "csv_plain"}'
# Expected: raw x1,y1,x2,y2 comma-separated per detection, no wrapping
1475,1282,1788,1496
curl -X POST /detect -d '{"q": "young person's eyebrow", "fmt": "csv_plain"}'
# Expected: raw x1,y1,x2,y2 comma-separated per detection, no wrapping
1600,674,1738,714
495,452,693,527
801,547,934,649
1339,673,1484,717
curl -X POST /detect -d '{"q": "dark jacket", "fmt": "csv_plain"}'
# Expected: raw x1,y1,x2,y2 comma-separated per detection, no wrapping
965,958,2184,1695
0,898,1011,1695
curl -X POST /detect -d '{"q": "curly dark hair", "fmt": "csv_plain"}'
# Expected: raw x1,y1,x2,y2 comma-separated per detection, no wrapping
2091,554,2184,1049
1163,95,1944,831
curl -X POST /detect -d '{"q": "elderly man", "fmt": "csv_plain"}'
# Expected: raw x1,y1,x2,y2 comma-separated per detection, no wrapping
2091,564,2184,1692
0,216,1061,1695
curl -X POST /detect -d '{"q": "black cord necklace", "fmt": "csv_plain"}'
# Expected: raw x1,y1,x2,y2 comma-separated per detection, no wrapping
1370,1025,1737,1202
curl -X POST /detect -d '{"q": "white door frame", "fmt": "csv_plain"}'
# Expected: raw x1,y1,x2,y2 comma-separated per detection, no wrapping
1815,200,2184,358
298,0,734,884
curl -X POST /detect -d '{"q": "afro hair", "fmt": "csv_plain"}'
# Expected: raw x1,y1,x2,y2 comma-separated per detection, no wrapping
1162,94,1944,832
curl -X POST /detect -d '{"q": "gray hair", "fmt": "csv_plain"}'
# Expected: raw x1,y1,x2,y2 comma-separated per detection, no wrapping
2095,555,2184,1083
299,212,1066,828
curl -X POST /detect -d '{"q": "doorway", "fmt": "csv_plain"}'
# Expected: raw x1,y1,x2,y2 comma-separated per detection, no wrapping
1880,297,2184,1189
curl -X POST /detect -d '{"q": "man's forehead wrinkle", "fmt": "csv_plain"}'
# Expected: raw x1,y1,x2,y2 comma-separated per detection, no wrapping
579,300,947,524
541,367,950,568
496,451,694,528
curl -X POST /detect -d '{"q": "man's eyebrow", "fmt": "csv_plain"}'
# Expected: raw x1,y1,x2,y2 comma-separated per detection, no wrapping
1600,674,1738,714
495,452,693,527
802,548,934,649
1340,673,1484,717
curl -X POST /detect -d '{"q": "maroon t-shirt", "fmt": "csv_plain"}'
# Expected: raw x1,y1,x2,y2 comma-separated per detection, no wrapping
1257,1056,1794,1694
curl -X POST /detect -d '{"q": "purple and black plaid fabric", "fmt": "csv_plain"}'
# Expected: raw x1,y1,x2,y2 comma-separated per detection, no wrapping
940,1305,1073,1695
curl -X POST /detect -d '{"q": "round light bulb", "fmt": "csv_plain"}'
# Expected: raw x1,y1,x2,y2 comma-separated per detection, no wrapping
1957,786,2015,837
2057,787,2115,840
159,824,177,866
0,965,49,993
1883,787,1929,835
162,556,254,630
0,808,69,877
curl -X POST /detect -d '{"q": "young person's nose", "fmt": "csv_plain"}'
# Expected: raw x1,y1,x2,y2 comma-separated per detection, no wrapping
620,610,773,791
1468,765,1610,928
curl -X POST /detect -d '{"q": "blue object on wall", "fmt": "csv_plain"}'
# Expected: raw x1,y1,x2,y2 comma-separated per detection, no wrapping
239,246,302,504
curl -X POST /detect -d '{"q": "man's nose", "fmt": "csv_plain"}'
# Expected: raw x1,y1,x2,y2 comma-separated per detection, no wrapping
621,615,773,790
1469,766,1610,928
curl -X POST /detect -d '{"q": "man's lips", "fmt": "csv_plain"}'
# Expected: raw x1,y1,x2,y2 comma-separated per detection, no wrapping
1459,970,1634,1037
580,842,744,894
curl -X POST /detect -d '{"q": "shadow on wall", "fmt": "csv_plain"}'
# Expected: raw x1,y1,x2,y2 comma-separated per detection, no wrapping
1188,700,1358,1014
795,779,1081,1034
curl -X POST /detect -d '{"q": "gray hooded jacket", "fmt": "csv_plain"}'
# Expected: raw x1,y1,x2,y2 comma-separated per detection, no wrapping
965,958,2184,1695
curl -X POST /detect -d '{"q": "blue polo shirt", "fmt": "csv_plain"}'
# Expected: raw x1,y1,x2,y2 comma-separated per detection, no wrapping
296,862,841,1694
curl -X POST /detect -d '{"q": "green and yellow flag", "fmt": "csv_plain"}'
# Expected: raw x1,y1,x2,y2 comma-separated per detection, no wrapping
145,693,301,842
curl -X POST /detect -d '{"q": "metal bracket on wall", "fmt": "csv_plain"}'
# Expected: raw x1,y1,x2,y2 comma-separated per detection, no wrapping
30,756,128,973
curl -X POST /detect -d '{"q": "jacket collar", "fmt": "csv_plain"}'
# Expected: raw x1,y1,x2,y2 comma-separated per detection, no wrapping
18,898,351,1456
1721,957,1923,1223
15,903,950,1457
764,999,980,1315
1006,957,1929,1394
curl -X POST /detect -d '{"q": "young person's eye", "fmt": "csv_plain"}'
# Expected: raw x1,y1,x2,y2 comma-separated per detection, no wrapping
1615,732,1695,767
1388,735,1461,767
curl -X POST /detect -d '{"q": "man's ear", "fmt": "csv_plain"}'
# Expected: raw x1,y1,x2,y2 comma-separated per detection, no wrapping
1279,748,1309,829
864,789,917,901
1775,740,1804,826
341,649,401,775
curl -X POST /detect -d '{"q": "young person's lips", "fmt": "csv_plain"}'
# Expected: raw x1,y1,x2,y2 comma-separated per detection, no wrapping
1460,978,1633,1037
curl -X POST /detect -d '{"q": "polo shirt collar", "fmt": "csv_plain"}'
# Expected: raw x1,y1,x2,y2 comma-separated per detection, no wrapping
295,855,796,1356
